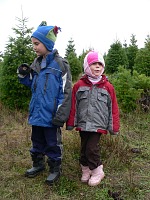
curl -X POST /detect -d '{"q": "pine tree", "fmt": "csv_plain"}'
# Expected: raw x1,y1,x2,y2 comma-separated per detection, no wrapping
144,34,150,50
65,38,76,58
126,34,138,75
134,35,150,76
65,38,82,81
67,52,82,81
105,40,128,74
0,17,35,109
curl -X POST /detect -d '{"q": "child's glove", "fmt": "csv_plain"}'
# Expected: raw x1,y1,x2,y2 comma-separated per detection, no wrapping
52,118,64,127
17,63,31,76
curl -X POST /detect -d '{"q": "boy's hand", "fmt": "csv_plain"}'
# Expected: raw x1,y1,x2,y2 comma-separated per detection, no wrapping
52,118,64,127
18,63,31,75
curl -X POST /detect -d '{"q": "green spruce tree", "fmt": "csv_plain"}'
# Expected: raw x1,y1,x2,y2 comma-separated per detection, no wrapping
126,34,138,75
65,38,76,58
65,38,82,81
0,17,35,109
134,35,150,76
105,40,128,74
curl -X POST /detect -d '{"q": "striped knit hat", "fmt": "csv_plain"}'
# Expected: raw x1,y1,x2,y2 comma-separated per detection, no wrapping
31,21,61,51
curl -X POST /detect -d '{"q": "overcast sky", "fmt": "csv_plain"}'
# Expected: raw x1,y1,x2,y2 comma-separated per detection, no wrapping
0,0,150,57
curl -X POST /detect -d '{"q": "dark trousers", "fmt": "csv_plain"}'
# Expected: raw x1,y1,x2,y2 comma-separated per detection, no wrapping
30,126,62,161
79,131,102,170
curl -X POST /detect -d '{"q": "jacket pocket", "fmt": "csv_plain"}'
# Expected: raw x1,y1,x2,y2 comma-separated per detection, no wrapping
76,90,89,124
97,91,108,104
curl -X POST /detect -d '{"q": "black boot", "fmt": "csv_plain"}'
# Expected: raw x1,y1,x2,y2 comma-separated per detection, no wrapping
25,153,45,178
45,158,61,185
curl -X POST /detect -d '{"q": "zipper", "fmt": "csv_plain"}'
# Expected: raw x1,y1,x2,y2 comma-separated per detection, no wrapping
33,75,38,91
44,73,49,94
52,98,57,118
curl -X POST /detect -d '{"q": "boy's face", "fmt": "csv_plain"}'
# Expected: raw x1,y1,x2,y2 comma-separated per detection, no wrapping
89,62,103,77
31,37,49,57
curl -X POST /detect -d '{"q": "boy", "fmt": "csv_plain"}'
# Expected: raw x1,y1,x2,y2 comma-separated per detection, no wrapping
17,21,72,185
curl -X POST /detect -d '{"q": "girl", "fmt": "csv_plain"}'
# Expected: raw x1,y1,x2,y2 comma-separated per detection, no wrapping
66,51,120,186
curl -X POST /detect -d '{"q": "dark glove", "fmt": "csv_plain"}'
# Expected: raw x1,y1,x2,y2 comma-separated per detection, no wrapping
18,63,31,76
52,118,64,127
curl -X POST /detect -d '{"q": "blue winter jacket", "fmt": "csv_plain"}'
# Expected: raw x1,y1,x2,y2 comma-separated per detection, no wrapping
18,50,72,127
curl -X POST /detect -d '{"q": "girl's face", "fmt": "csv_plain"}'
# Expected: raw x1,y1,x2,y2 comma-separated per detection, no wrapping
31,37,49,57
90,62,103,77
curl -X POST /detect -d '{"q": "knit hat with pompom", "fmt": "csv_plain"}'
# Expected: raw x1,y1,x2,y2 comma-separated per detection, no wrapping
31,21,61,51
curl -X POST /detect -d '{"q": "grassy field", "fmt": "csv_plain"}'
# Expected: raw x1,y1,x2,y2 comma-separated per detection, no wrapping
0,104,150,200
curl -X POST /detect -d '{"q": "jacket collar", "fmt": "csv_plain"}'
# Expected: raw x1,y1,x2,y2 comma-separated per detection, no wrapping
81,74,107,85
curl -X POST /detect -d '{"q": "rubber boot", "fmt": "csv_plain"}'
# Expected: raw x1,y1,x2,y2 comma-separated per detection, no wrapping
25,153,45,178
88,165,105,186
81,165,91,183
45,158,61,185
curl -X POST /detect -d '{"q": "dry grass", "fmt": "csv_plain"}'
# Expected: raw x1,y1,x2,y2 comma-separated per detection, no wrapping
0,102,150,200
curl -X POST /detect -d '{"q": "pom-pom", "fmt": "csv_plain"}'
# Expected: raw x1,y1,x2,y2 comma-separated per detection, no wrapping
39,21,47,26
53,26,61,36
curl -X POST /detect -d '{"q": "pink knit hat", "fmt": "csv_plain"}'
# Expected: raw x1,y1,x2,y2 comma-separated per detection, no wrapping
84,51,105,78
